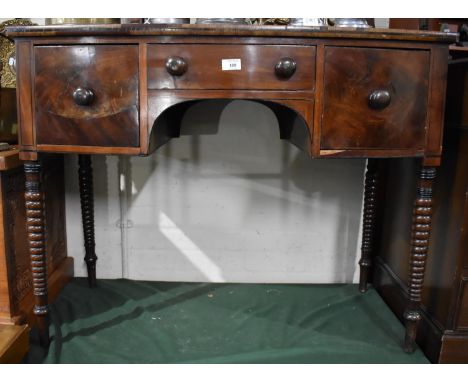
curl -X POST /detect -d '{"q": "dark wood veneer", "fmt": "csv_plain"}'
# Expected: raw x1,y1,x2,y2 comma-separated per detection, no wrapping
34,45,140,148
321,47,430,150
78,155,97,287
145,90,314,154
147,44,316,91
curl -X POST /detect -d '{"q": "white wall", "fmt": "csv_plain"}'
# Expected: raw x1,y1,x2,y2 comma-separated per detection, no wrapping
66,101,366,283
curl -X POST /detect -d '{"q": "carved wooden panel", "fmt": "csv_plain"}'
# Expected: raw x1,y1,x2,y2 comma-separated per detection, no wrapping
34,45,140,147
0,156,67,318
321,47,430,150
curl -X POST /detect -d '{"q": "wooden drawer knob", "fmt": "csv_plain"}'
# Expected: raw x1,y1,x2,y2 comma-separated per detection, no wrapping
275,57,297,79
166,56,188,76
73,87,95,106
368,90,391,110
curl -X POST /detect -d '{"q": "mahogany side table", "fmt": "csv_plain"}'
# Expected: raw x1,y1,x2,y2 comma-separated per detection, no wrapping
5,24,456,352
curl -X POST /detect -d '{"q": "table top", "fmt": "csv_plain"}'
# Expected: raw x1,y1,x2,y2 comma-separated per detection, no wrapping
5,24,457,43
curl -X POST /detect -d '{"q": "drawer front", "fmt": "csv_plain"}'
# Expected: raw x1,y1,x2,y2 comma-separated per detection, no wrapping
34,45,139,147
321,47,430,150
148,44,315,90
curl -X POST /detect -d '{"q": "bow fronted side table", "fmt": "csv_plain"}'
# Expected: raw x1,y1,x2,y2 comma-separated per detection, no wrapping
6,24,456,352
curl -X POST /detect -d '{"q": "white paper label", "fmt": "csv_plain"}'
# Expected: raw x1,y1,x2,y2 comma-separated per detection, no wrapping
222,59,242,71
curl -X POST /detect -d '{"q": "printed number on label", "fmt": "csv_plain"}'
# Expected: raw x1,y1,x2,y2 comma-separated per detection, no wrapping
222,59,242,71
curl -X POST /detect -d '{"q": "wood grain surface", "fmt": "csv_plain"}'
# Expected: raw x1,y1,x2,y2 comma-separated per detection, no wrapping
148,44,315,90
0,324,29,363
5,24,457,43
34,45,140,147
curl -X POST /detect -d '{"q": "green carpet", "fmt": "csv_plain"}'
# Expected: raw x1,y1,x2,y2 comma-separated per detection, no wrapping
27,279,429,363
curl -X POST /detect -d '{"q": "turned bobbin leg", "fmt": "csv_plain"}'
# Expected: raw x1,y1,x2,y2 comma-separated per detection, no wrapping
78,155,97,287
24,161,50,346
358,159,379,293
403,165,436,353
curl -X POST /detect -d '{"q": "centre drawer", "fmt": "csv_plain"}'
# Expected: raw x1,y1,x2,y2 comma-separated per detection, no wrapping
34,45,140,148
147,44,316,90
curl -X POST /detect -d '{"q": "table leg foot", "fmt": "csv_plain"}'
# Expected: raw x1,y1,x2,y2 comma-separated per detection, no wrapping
403,309,420,353
78,155,98,288
34,306,51,347
358,159,379,293
25,160,50,347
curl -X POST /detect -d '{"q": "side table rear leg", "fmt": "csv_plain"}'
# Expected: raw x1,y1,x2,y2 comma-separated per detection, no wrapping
24,160,50,346
358,159,379,293
404,165,436,353
78,154,97,287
